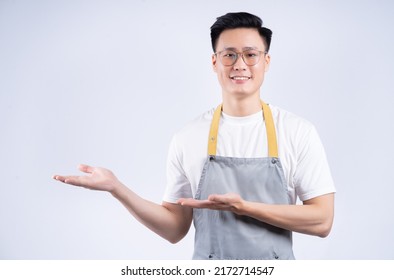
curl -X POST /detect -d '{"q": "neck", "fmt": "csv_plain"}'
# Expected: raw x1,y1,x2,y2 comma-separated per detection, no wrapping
221,94,262,117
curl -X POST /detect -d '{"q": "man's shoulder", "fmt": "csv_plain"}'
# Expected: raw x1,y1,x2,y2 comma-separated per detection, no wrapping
173,107,215,141
269,104,315,131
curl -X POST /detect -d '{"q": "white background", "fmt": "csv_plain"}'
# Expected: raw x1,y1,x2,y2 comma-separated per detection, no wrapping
1,0,393,260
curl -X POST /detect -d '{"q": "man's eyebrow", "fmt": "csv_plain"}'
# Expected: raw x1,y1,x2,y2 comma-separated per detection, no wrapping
242,46,259,51
223,46,259,51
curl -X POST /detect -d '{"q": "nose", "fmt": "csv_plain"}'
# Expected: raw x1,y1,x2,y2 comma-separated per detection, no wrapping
232,54,247,71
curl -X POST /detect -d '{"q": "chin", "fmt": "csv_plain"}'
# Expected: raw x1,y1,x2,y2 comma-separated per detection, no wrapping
230,88,257,97
226,93,256,101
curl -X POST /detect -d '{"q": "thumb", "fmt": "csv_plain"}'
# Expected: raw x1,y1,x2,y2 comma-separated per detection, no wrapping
78,164,94,174
208,194,222,202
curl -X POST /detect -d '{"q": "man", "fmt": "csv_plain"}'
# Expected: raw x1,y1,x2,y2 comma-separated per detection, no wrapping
53,12,335,260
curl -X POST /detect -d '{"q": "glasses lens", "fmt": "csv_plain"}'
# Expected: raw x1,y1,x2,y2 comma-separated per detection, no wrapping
219,50,237,66
242,50,261,66
218,50,263,66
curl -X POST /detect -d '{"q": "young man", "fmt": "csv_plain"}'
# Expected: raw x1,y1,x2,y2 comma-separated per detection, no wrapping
53,12,335,260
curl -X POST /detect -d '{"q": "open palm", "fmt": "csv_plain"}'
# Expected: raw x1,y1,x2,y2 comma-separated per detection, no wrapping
53,164,119,192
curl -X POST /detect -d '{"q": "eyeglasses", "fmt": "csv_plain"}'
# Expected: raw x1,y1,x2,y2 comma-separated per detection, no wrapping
214,49,268,66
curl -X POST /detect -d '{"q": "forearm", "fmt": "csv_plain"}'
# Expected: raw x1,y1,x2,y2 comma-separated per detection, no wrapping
240,194,334,237
53,165,192,243
111,183,191,243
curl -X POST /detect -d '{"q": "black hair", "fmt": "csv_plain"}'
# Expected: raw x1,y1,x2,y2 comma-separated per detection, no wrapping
210,12,272,52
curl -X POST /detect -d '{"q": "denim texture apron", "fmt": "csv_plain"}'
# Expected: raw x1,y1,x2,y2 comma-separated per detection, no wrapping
192,101,295,260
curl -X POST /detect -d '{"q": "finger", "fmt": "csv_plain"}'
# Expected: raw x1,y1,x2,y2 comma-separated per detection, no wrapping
208,194,226,202
64,176,85,186
176,198,186,204
53,175,86,187
78,164,94,174
53,175,64,181
177,198,197,206
177,198,200,204
177,198,214,208
53,175,73,183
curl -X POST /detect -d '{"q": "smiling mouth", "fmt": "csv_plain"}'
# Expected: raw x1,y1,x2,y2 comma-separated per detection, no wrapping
230,76,251,80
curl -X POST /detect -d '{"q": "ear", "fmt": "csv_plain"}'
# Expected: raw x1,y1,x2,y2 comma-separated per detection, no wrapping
264,53,271,72
212,54,218,73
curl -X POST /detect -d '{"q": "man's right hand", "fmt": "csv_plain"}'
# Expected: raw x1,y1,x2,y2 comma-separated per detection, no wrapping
53,164,193,243
53,164,120,193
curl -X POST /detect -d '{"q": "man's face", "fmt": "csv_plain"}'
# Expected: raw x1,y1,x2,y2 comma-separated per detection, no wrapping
212,28,270,99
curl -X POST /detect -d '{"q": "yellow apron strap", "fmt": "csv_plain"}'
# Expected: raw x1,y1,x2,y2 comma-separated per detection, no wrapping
261,101,278,158
207,101,278,158
208,104,222,156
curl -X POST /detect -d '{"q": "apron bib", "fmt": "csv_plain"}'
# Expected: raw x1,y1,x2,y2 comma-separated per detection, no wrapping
192,101,295,260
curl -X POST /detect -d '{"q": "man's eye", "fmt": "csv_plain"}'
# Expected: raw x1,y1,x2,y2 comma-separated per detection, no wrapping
245,52,258,57
223,53,236,58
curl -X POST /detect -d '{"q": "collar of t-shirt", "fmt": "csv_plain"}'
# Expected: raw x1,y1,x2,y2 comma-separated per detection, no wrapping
221,110,263,125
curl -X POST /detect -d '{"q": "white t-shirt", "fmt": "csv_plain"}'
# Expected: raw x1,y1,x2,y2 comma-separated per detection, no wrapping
163,104,336,204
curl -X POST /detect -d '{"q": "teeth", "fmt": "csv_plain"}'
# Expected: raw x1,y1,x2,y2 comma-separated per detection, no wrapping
231,76,250,80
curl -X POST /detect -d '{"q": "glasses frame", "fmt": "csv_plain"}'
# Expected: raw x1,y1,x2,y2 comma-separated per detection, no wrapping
214,49,268,66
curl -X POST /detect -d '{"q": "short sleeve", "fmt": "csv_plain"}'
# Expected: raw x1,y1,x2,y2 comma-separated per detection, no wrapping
162,134,193,203
294,125,336,201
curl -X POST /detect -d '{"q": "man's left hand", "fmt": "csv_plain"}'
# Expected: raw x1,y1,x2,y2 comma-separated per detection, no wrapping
177,193,244,215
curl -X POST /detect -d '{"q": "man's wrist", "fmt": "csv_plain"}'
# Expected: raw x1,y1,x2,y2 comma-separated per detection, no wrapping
237,200,262,217
109,180,126,197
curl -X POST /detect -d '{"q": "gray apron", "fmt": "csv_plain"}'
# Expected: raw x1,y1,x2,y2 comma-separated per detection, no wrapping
192,101,295,260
